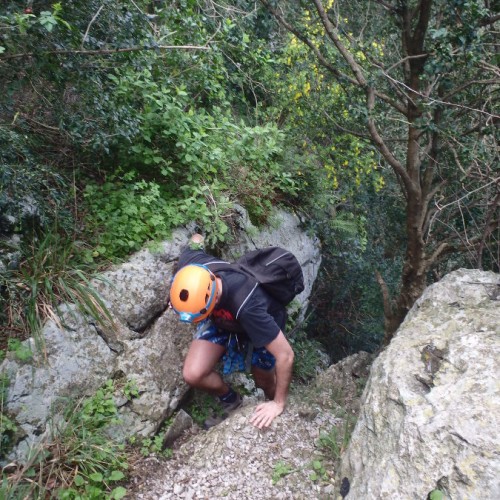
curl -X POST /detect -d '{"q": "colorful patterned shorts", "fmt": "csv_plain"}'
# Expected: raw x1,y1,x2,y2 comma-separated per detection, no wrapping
195,320,276,374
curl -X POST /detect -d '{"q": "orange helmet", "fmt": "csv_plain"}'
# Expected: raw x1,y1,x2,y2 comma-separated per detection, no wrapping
169,264,218,323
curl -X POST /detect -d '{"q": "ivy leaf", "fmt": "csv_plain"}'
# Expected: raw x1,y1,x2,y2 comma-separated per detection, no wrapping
89,472,103,483
109,470,125,481
429,490,444,500
74,474,85,486
39,12,58,32
111,486,127,499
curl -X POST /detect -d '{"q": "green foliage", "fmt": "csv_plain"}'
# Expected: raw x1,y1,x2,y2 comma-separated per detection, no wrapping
271,460,296,485
0,375,17,458
83,173,180,260
78,380,120,430
429,489,445,500
309,459,328,482
0,411,16,457
317,417,356,462
184,392,222,427
123,379,139,401
1,229,114,339
0,127,73,237
102,63,296,213
1,380,128,499
289,329,327,382
138,433,172,459
6,338,32,362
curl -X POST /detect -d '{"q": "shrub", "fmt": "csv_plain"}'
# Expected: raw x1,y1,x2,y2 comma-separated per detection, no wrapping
1,381,128,499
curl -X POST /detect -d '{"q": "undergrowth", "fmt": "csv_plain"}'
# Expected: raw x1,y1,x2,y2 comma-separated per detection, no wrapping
317,415,357,462
1,380,128,499
289,328,328,383
1,229,115,346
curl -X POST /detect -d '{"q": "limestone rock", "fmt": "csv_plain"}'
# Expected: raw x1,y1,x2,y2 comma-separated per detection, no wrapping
340,269,500,499
162,410,193,449
92,228,188,332
2,305,115,462
113,311,192,437
314,351,373,415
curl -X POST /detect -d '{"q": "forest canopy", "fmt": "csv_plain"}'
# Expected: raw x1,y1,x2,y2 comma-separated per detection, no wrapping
1,0,498,352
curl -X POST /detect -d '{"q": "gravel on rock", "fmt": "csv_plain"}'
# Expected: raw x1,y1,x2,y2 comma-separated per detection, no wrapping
130,398,342,499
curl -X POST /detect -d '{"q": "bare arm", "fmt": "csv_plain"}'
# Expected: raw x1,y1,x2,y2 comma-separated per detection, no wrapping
250,331,294,429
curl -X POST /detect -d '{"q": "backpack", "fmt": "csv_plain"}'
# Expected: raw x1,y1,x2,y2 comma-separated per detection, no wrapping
206,246,304,320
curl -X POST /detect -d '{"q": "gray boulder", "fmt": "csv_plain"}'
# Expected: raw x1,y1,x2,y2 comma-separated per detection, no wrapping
340,269,500,499
1,304,116,462
92,229,188,332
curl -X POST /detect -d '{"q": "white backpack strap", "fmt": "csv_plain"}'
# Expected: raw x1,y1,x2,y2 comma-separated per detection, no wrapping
235,283,259,319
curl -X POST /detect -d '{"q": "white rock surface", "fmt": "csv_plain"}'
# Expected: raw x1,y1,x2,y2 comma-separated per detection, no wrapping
340,269,500,499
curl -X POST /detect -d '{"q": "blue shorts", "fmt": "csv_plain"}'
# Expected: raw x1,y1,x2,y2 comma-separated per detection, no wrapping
194,320,276,373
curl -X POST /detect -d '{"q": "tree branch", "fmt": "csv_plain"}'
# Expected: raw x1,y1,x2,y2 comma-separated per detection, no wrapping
312,0,367,86
381,72,500,120
426,176,500,241
0,44,210,61
305,0,415,192
410,0,433,54
424,242,450,268
366,88,414,195
479,13,500,26
260,0,408,115
81,4,105,49
477,191,500,268
259,0,355,82
375,270,393,319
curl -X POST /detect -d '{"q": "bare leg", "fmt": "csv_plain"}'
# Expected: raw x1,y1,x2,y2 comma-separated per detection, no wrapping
252,366,276,400
183,339,228,396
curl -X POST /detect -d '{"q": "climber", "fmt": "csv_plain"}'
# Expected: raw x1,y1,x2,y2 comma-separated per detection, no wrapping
169,233,295,430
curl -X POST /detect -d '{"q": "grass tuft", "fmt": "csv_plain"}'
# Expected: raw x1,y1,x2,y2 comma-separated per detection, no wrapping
1,381,128,499
1,229,115,351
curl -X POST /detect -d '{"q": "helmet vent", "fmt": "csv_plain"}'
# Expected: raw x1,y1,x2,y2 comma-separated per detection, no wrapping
179,289,189,301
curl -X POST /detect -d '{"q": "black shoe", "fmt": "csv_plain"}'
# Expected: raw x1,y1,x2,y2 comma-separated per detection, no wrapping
204,393,242,429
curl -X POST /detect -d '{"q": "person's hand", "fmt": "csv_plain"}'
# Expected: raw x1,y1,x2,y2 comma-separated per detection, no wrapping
189,233,205,250
250,401,284,429
191,233,204,244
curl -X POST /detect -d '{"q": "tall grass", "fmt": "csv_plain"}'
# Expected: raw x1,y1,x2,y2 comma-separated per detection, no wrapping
1,229,115,350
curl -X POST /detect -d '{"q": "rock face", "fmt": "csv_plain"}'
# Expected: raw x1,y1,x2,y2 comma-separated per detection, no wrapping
340,269,500,499
0,208,321,463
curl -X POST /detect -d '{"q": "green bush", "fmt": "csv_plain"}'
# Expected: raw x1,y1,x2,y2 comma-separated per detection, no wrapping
289,329,327,383
317,416,356,462
0,129,72,239
1,380,128,499
0,375,17,458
